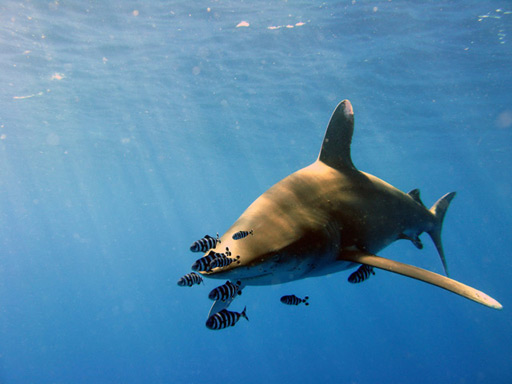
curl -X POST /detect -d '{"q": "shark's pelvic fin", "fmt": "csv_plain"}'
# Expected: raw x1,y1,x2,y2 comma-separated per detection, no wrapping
341,251,502,310
428,192,456,277
318,99,356,171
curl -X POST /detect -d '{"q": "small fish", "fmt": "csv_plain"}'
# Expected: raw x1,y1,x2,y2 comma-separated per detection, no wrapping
348,264,375,284
208,280,242,301
211,247,231,257
191,251,217,272
177,272,203,287
232,230,254,240
205,307,249,330
280,295,309,306
209,255,240,269
190,233,220,253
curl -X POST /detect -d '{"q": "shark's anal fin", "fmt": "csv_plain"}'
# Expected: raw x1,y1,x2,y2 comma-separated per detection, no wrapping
398,233,423,249
341,251,502,310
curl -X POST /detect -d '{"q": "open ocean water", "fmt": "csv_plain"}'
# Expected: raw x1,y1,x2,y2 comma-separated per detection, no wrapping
0,1,511,383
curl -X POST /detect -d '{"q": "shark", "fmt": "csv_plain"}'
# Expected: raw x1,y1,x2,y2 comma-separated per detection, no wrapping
200,100,502,316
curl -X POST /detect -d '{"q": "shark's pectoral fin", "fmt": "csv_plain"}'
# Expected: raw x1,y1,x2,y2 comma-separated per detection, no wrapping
340,251,502,310
207,281,246,317
208,296,236,318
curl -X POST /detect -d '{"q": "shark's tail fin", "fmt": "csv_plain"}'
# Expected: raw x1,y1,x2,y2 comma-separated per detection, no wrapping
427,192,456,277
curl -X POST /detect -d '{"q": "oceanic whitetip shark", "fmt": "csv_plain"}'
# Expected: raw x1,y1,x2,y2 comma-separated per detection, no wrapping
200,100,502,316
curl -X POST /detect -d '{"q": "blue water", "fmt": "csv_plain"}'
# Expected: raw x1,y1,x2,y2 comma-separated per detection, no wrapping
1,1,511,383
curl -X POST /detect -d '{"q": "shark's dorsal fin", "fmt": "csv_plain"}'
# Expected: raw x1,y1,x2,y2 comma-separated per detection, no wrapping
340,250,502,310
407,188,426,207
318,100,356,171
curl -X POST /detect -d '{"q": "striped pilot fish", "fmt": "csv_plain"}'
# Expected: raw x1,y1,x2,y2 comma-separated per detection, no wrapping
209,254,240,270
280,295,309,306
177,272,203,287
190,233,220,253
348,264,375,284
191,251,217,272
208,280,242,301
205,307,249,330
232,230,254,240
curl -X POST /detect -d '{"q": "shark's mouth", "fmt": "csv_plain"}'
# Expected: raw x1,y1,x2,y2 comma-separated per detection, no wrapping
240,272,273,282
203,267,273,282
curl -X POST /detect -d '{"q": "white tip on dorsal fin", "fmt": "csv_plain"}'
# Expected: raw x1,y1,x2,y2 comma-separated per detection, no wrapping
318,100,356,171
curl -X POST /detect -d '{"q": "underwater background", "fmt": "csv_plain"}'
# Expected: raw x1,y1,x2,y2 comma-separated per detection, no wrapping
1,1,511,383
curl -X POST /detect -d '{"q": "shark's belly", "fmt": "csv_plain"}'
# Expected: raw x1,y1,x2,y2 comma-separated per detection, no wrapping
205,247,357,286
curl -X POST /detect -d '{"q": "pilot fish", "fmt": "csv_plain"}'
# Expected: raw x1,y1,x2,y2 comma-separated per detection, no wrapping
209,255,240,269
191,251,217,272
280,295,309,306
348,264,375,284
190,233,220,253
177,272,203,287
208,280,242,301
205,307,249,330
232,230,253,240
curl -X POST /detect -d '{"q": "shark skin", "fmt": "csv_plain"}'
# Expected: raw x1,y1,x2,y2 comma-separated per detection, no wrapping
201,100,502,315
